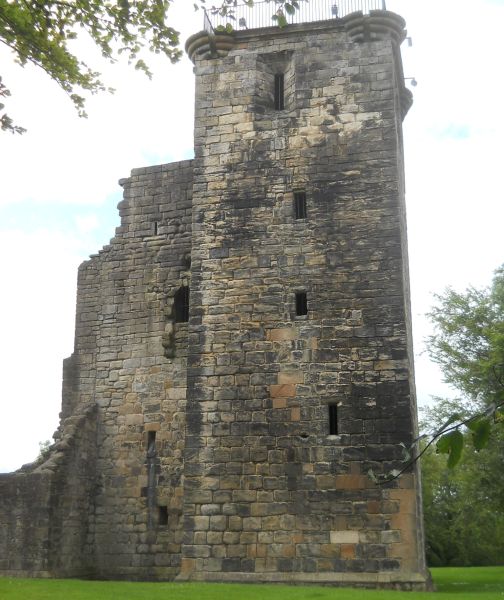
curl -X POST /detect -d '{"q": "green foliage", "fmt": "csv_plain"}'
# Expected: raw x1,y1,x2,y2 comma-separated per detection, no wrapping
0,0,182,131
428,266,504,408
420,267,504,566
0,75,25,133
421,418,504,567
426,265,504,468
0,0,302,132
435,428,464,468
37,439,52,461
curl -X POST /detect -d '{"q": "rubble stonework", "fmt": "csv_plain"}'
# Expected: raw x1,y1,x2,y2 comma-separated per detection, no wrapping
0,12,430,589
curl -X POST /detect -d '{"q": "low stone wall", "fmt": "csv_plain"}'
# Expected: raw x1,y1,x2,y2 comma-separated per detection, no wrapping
0,471,52,576
0,405,97,577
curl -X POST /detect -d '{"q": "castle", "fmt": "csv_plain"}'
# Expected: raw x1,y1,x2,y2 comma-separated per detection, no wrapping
0,2,430,589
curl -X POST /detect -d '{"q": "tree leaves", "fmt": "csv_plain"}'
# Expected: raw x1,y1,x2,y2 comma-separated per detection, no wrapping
436,429,464,468
421,425,504,567
431,409,499,469
434,413,493,468
467,416,492,450
427,268,504,409
271,2,300,27
0,0,183,131
427,265,504,467
271,12,288,28
0,0,304,131
0,76,25,134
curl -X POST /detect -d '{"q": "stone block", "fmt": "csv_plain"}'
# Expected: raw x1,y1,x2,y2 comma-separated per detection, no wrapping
270,384,295,398
330,530,360,544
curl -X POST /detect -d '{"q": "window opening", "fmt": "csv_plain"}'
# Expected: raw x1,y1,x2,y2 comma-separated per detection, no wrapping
294,191,307,219
274,73,285,110
153,221,159,235
158,506,168,526
295,292,308,316
174,286,190,323
147,431,156,456
328,404,338,435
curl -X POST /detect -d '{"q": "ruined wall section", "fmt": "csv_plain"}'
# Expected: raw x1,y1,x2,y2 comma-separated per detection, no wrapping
0,471,52,576
0,159,193,579
182,18,428,588
0,406,97,577
86,160,193,579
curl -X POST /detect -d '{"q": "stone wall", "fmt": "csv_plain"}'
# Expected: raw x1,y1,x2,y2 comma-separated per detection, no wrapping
79,159,193,579
0,405,97,577
0,160,193,579
0,11,429,589
180,17,427,587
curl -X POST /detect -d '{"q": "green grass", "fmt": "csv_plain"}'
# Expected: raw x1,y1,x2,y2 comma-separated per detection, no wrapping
0,567,503,600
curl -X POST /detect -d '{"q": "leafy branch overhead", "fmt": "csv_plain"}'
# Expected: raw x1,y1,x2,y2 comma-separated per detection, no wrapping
201,0,303,29
0,75,25,133
370,265,504,484
0,0,303,133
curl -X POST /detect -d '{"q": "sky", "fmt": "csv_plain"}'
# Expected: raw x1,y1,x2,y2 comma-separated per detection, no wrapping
1,0,503,473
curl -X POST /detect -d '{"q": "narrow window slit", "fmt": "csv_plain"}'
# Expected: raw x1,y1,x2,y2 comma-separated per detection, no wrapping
328,404,338,435
153,221,159,235
147,431,156,456
174,286,190,323
294,191,307,219
274,73,285,110
295,292,308,316
158,506,168,526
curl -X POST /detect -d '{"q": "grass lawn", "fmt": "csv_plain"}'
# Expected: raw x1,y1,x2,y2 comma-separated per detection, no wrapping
0,567,503,600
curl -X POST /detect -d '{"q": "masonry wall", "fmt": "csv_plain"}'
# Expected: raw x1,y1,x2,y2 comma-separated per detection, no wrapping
0,11,429,589
180,18,428,588
0,406,97,577
82,160,193,579
0,160,193,579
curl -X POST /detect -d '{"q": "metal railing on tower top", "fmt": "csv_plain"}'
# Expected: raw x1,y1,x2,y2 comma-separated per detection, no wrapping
204,0,387,32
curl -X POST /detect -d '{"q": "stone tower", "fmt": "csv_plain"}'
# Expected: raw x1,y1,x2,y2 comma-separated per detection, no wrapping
0,3,429,589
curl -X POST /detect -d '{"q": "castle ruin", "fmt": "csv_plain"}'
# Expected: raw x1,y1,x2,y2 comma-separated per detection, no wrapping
0,2,430,589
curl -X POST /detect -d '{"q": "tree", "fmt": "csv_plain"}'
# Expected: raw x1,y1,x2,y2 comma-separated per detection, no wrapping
425,265,504,465
0,0,302,133
417,266,504,566
427,266,504,407
421,400,504,567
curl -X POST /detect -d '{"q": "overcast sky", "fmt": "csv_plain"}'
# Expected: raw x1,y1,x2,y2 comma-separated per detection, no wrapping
1,0,503,472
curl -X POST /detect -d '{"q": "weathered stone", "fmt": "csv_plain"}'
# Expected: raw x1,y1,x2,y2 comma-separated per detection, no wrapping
0,7,428,591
